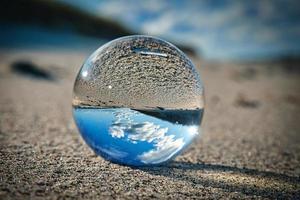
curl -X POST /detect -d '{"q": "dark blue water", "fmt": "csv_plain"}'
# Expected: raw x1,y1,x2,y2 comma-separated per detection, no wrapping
0,24,107,51
73,108,202,166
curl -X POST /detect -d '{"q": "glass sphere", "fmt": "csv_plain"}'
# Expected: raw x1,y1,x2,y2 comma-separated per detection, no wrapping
73,35,204,166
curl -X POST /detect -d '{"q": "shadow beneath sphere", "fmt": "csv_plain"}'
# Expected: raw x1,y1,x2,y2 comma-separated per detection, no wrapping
138,161,300,199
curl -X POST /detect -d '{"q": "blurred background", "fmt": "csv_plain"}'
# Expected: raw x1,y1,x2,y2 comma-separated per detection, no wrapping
1,0,300,61
1,1,300,199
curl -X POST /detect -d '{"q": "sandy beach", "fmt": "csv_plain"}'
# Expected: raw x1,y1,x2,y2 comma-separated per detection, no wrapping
0,49,299,199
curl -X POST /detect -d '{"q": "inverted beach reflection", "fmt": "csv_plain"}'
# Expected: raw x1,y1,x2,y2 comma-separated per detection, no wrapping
73,108,203,166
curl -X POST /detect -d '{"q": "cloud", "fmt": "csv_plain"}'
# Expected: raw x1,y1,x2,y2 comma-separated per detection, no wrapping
128,122,168,142
109,109,136,138
107,109,186,164
92,0,300,59
142,12,177,35
109,109,168,143
109,120,169,143
109,123,125,138
109,117,169,143
137,125,198,164
138,136,184,164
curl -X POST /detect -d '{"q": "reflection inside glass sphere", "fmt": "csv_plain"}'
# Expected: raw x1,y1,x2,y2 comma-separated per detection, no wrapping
73,35,204,166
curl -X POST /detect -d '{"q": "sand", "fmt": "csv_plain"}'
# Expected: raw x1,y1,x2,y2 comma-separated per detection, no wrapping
0,49,299,199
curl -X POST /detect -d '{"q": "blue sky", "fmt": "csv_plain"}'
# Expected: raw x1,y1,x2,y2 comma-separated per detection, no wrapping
59,0,300,60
